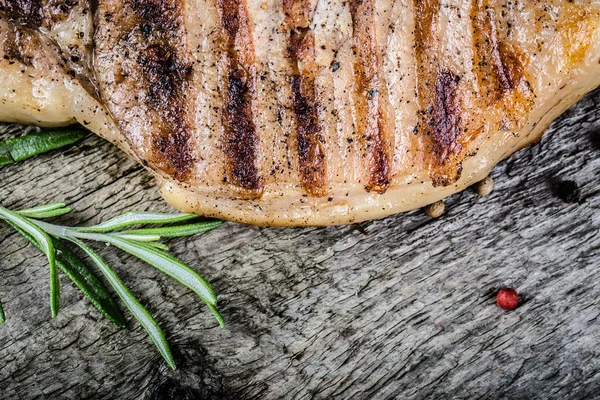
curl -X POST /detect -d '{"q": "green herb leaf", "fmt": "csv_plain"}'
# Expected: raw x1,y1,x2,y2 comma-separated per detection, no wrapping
110,233,162,242
121,220,222,238
17,202,66,214
0,141,12,167
75,212,198,233
0,297,5,324
2,128,86,164
207,304,224,328
18,203,71,219
100,235,217,306
68,238,176,370
0,206,59,317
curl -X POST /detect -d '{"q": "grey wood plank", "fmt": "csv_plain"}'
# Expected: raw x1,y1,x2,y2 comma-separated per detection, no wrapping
0,88,598,400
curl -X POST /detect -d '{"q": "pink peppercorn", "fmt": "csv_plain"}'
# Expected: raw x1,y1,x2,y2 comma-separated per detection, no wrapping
497,288,519,310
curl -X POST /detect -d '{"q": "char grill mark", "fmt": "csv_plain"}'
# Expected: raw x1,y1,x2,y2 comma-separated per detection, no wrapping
284,0,326,197
96,0,195,182
130,0,194,182
432,70,463,164
349,0,390,194
0,0,43,28
3,25,37,66
472,0,524,104
142,43,193,182
471,0,533,132
413,0,464,186
217,0,262,193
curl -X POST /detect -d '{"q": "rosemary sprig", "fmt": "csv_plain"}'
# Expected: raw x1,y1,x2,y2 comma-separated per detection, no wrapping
0,203,222,369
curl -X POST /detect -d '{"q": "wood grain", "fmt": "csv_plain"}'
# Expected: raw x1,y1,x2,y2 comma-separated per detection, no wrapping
0,88,598,399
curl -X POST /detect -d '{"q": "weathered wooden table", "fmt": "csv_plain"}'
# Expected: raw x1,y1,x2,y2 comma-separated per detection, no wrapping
0,89,598,399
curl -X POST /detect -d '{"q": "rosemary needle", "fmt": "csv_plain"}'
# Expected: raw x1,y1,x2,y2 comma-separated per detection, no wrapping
0,298,5,324
0,128,87,167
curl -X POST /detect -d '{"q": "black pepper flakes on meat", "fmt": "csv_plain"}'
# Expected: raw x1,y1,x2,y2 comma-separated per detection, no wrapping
140,23,152,35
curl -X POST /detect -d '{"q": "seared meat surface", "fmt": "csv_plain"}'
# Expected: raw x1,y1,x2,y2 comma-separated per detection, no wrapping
0,0,598,225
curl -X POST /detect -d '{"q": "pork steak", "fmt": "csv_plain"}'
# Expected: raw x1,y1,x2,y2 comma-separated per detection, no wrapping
0,0,598,225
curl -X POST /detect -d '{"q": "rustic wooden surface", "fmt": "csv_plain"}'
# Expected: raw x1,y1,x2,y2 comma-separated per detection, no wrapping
0,88,598,400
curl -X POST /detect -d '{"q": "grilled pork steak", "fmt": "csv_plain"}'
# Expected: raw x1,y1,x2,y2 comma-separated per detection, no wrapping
0,1,598,225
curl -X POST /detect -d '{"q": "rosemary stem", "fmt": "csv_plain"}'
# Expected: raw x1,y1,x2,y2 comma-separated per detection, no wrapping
33,219,101,239
33,220,72,238
33,220,162,244
34,220,111,245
